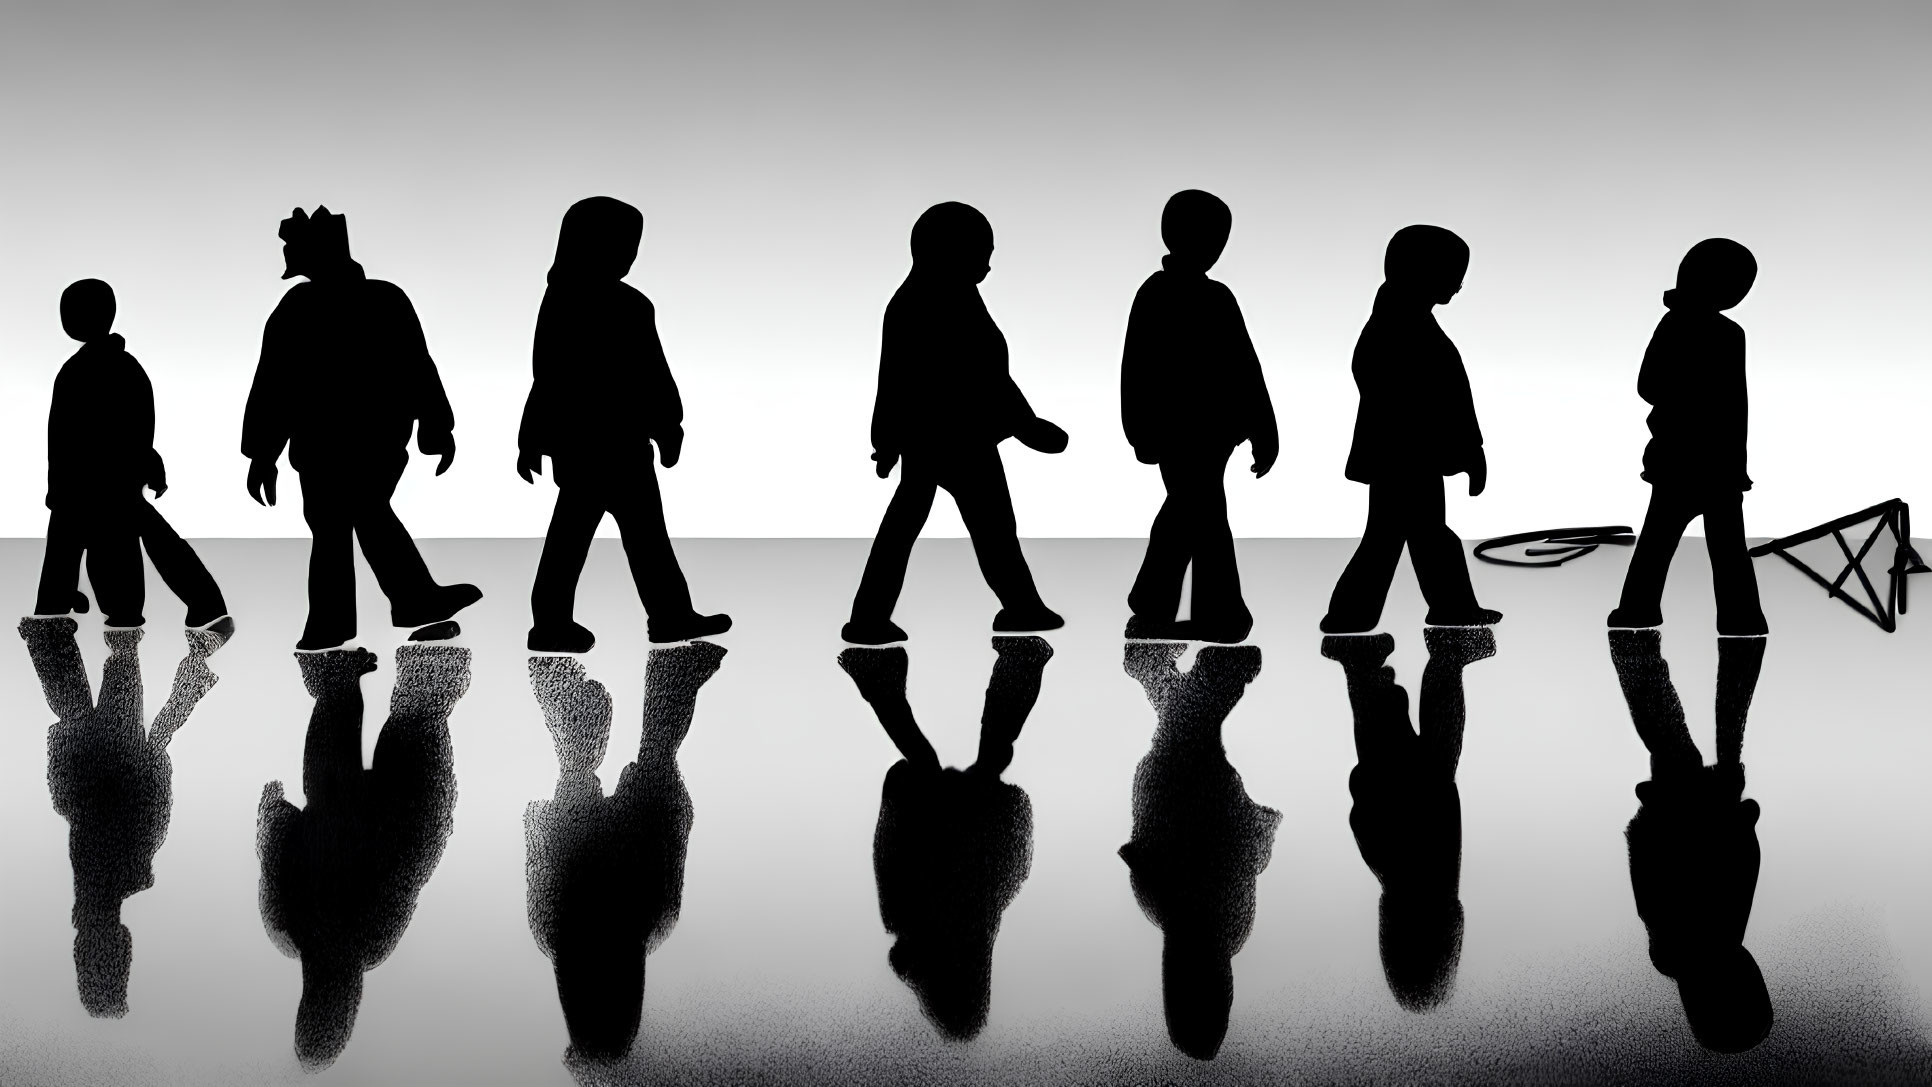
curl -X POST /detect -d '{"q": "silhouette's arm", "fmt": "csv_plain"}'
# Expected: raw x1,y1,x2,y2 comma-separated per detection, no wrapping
1227,291,1278,478
1119,280,1163,464
869,304,907,477
127,360,169,497
638,296,685,468
241,299,297,505
391,286,456,474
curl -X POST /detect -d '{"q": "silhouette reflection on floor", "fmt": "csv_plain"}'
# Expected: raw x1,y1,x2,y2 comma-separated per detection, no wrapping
839,636,1052,1040
255,643,470,1069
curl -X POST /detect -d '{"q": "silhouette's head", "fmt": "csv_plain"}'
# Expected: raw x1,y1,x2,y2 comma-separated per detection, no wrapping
1379,894,1464,1012
910,202,994,284
278,207,354,281
549,196,644,285
294,955,364,1070
1160,190,1232,273
1672,238,1757,311
60,279,116,342
1678,946,1773,1053
73,914,133,1018
1384,225,1469,304
1161,940,1235,1060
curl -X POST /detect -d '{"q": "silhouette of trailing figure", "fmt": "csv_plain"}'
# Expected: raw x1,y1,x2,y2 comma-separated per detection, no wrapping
1608,629,1772,1053
519,197,732,652
34,279,229,633
524,641,725,1065
1323,226,1500,633
19,616,228,1017
256,642,468,1070
243,207,481,651
1322,627,1493,1011
844,202,1069,645
1119,641,1279,1059
1609,239,1768,636
1121,191,1279,644
837,636,1052,1039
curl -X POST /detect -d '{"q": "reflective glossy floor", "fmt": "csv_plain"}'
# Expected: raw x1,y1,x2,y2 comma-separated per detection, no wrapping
1,537,1929,1085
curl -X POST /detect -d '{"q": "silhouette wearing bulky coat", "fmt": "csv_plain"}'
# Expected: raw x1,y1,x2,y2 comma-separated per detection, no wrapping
1608,240,1768,636
1323,226,1499,633
524,641,725,1064
519,197,732,652
242,207,481,651
1608,629,1772,1053
1119,642,1280,1060
838,637,1051,1039
35,280,228,630
844,203,1069,645
1121,191,1279,644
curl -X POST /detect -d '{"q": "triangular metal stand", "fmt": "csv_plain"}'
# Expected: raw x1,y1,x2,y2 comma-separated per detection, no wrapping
1748,498,1929,632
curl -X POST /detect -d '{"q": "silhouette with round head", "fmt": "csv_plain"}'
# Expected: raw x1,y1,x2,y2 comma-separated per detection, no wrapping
549,196,643,284
60,279,116,342
1159,189,1232,274
909,201,995,283
1671,238,1757,312
1384,225,1469,305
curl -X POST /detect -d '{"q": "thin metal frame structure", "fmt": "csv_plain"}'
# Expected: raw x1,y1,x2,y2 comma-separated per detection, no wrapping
1748,498,1927,632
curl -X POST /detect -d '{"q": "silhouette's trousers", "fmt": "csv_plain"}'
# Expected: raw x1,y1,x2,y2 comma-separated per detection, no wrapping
851,446,1047,623
1615,486,1765,631
1128,449,1248,626
1326,474,1478,625
530,460,695,627
299,459,440,644
36,497,227,625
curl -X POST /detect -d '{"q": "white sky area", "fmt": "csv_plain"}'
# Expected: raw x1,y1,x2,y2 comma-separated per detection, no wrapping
1,2,1925,538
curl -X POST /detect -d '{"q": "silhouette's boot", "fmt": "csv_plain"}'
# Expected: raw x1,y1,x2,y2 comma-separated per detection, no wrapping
1424,606,1502,627
1320,611,1379,634
529,621,596,654
1188,614,1253,644
1320,631,1396,671
72,591,90,614
1125,615,1192,640
103,611,145,629
646,611,732,644
843,618,909,645
1606,607,1663,629
993,605,1064,633
393,583,483,628
1716,610,1769,638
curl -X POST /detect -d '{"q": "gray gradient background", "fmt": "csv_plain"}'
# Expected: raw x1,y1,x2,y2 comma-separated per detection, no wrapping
3,2,1928,539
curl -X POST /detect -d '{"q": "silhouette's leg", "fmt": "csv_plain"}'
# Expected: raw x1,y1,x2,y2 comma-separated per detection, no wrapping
1404,476,1480,616
950,448,1049,612
353,462,441,618
87,505,146,626
1320,633,1409,756
1714,633,1766,767
849,463,939,624
35,509,87,615
1703,492,1767,635
1127,461,1190,622
1613,488,1695,624
974,636,1053,774
1184,451,1248,629
1324,482,1407,630
608,466,698,622
135,499,227,624
300,474,358,646
298,650,376,803
1606,630,1700,775
530,485,606,629
1419,627,1496,772
837,647,937,769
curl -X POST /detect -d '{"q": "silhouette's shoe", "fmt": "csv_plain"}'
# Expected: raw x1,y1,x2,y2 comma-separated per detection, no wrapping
993,606,1064,633
842,618,908,645
528,621,596,654
393,583,483,628
1320,631,1396,668
1717,611,1769,637
1606,607,1663,629
410,620,461,642
72,591,90,614
1189,616,1254,644
1425,607,1503,627
1319,611,1379,634
1124,614,1191,640
647,611,732,643
1423,624,1497,667
196,616,236,647
188,608,231,630
295,631,352,652
103,614,145,629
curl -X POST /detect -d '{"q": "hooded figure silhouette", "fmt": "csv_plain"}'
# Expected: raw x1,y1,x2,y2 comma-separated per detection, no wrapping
1609,239,1767,635
518,196,731,651
843,202,1068,645
1120,191,1279,644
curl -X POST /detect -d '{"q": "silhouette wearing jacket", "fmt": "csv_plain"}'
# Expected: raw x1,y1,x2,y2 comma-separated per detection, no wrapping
1119,641,1279,1059
20,616,227,1017
1323,226,1499,633
838,636,1051,1039
1609,629,1772,1053
843,202,1069,645
518,197,732,652
1322,626,1493,1012
1609,240,1768,636
257,642,468,1070
242,207,481,651
1121,191,1279,644
524,641,725,1063
34,279,228,630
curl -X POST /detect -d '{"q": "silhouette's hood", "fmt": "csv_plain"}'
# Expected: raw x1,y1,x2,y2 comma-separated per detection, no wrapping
548,197,642,285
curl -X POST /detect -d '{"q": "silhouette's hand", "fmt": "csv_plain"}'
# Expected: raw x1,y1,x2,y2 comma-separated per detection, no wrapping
149,479,169,499
656,428,683,468
1132,444,1159,466
1017,416,1069,454
1468,450,1488,497
517,449,543,484
247,458,278,507
1251,438,1279,479
435,444,456,476
873,449,899,479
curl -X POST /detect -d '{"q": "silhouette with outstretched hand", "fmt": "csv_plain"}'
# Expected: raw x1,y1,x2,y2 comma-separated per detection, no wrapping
19,616,228,1018
34,280,230,633
1323,627,1493,1012
1323,226,1500,634
1608,629,1772,1053
242,207,481,651
519,197,731,652
1608,240,1768,636
1121,192,1278,645
1119,641,1279,1059
838,636,1052,1039
256,643,468,1070
524,641,725,1065
844,202,1067,645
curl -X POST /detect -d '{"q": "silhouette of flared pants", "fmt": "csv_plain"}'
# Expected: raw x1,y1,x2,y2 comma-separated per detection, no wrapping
36,497,227,625
530,462,696,627
299,463,441,645
1326,475,1478,626
1129,449,1248,627
1615,486,1765,632
850,447,1048,624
